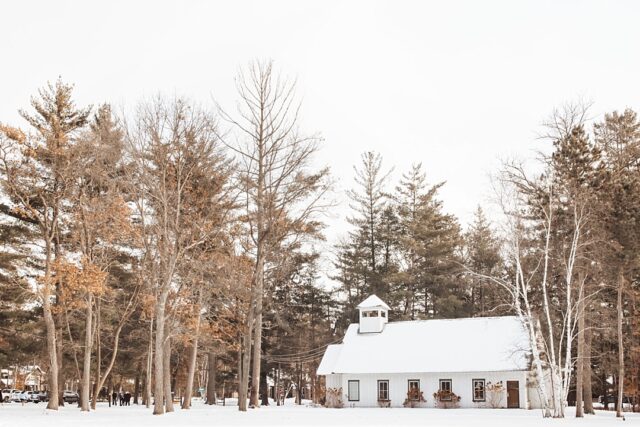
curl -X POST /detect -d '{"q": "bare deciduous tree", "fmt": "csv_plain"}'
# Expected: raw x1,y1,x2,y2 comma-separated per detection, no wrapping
219,60,331,410
125,96,233,415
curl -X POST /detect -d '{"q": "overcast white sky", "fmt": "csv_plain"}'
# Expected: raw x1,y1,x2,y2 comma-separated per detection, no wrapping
2,0,640,282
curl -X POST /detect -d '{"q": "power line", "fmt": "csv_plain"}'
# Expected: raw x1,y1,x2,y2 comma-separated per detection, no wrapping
265,348,327,361
265,337,342,359
265,350,328,363
264,338,342,363
265,352,326,363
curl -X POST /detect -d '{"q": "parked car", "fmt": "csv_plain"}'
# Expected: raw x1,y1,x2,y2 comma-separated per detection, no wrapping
63,390,79,404
9,389,22,402
1,389,9,402
597,395,632,410
25,391,40,403
37,390,49,402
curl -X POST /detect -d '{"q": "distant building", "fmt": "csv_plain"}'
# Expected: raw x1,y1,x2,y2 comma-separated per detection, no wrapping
1,366,46,390
317,295,545,409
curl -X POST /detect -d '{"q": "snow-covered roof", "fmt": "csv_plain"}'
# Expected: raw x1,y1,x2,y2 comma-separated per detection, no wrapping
317,344,343,375
317,316,530,375
356,295,390,310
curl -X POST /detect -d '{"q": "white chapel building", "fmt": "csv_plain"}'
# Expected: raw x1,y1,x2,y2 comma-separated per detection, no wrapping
317,295,544,409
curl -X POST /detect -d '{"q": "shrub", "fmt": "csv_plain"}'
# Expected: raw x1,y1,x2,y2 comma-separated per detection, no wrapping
403,387,426,408
325,387,344,408
486,381,505,408
377,399,391,408
432,390,461,408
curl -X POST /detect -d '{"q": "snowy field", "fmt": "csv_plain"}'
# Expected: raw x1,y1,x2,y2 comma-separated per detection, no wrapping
0,400,637,426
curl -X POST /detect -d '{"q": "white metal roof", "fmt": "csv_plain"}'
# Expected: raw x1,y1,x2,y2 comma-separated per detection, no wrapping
317,316,531,375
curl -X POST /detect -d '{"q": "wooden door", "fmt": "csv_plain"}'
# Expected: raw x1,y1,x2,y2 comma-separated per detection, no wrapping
507,381,520,408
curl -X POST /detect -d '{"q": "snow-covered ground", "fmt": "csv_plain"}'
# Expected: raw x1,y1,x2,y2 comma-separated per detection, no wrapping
0,399,637,426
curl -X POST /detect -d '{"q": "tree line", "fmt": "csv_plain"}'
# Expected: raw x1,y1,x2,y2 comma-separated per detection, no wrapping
0,62,334,414
332,105,640,418
0,64,638,419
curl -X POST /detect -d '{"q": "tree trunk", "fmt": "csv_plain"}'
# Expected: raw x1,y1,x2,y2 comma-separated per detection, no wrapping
44,295,59,410
518,268,552,417
249,249,265,408
90,312,127,410
42,241,59,411
163,336,174,412
182,311,201,409
91,298,102,409
260,368,269,406
250,305,263,407
206,352,216,405
142,373,147,406
584,322,594,414
616,270,624,418
53,235,65,408
575,295,585,417
538,209,561,417
239,329,251,410
134,362,141,405
239,297,255,411
248,119,266,409
275,364,280,406
296,362,302,405
153,292,167,415
81,294,93,411
145,318,153,409
313,366,321,405
237,333,243,408
56,320,65,406
603,371,609,411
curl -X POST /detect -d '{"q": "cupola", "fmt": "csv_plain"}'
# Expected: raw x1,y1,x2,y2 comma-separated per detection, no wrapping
357,295,390,333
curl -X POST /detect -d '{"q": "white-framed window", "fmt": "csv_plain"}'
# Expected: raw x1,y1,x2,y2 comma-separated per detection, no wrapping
439,379,452,400
473,379,486,402
377,380,389,401
408,379,420,400
362,310,379,318
348,380,360,401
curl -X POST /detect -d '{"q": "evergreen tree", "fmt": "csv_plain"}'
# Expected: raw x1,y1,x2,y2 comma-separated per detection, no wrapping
464,206,505,316
549,124,602,417
408,187,463,318
0,79,91,409
391,164,431,318
0,220,41,368
593,109,640,417
345,151,392,297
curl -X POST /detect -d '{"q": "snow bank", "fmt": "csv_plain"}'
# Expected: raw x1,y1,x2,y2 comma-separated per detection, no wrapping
0,400,634,427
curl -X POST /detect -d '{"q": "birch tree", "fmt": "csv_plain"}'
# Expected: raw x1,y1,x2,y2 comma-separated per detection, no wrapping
478,153,592,418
